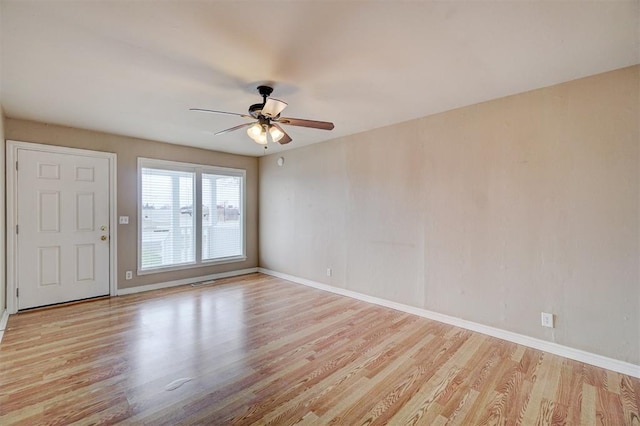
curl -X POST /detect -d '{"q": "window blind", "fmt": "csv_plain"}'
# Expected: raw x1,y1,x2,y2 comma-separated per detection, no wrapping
202,173,243,260
140,167,195,270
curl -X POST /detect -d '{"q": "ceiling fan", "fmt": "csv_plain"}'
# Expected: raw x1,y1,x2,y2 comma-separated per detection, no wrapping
190,85,334,146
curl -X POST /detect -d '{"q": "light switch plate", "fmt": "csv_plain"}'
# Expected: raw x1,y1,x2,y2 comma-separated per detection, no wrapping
119,216,129,224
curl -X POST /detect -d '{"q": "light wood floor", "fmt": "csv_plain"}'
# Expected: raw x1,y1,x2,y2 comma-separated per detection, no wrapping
1,273,638,425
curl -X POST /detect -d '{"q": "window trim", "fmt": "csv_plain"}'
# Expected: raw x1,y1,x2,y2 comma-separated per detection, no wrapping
137,157,247,275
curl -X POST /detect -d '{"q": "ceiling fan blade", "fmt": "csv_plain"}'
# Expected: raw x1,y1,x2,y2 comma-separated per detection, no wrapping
262,98,288,118
271,124,292,144
190,108,252,119
214,122,254,136
277,117,334,131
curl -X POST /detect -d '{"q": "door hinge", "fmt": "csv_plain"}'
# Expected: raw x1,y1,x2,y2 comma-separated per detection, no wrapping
16,224,19,234
16,288,19,298
15,161,18,171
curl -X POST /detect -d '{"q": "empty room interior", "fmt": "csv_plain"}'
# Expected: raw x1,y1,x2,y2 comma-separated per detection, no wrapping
0,1,639,424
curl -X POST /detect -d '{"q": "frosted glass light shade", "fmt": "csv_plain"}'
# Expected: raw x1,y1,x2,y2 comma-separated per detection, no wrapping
247,123,267,145
247,123,262,137
269,125,284,142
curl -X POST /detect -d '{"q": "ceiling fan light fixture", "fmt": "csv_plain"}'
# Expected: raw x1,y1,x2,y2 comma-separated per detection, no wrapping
247,122,262,137
269,125,284,143
247,123,267,144
254,132,268,145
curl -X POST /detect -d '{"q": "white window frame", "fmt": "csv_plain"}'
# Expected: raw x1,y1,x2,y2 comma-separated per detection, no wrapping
137,157,246,275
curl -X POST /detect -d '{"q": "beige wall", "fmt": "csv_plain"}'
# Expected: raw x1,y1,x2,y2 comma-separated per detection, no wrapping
259,66,640,365
6,120,258,290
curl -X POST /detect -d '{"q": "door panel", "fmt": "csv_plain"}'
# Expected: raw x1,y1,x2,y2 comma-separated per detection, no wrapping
17,149,111,310
76,244,95,281
38,191,61,232
76,192,95,231
38,246,60,286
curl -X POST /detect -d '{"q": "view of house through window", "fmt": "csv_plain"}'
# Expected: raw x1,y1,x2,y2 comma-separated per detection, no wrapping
139,159,245,273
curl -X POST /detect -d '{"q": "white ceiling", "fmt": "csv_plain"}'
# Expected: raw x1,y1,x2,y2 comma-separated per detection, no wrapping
1,1,638,157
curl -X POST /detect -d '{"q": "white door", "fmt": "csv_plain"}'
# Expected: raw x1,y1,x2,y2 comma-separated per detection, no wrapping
17,148,111,310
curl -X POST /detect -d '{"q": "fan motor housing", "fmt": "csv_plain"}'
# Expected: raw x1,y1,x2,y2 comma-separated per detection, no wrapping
248,103,264,119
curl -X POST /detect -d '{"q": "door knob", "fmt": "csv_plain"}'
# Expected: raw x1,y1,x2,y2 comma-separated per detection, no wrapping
101,235,108,241
101,226,107,231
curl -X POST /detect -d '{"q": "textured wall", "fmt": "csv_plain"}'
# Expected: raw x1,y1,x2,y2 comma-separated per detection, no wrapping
6,120,259,290
259,66,640,364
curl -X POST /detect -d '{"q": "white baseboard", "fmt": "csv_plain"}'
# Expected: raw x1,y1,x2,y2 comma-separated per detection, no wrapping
117,268,259,296
258,268,640,379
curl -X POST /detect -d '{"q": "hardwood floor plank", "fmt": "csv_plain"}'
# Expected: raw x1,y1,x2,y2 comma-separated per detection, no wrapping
461,344,523,424
551,359,582,425
441,388,481,426
437,338,497,419
606,391,627,426
619,374,640,425
581,383,597,425
1,273,638,425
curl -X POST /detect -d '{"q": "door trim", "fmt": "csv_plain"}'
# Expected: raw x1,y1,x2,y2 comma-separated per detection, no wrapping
6,140,118,314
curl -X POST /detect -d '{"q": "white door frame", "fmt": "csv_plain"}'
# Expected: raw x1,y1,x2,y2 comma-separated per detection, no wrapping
6,140,118,314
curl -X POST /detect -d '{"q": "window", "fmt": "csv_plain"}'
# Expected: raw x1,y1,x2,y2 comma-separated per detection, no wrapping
140,167,195,270
138,158,245,274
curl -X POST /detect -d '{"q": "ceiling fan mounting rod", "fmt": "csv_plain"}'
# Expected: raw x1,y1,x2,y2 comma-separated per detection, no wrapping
257,85,273,103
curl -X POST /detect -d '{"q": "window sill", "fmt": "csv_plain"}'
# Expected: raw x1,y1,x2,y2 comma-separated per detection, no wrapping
137,255,247,276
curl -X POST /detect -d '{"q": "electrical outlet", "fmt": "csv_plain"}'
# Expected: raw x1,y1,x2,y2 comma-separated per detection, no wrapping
541,312,554,328
125,271,133,280
326,268,332,277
